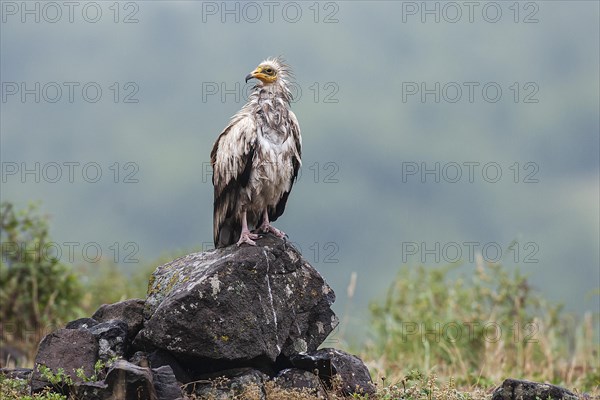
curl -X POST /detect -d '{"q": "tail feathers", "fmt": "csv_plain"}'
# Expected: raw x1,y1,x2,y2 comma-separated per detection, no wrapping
215,217,241,248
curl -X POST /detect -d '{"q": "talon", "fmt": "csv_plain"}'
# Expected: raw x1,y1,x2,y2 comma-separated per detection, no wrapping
259,223,286,238
258,210,286,239
237,230,259,246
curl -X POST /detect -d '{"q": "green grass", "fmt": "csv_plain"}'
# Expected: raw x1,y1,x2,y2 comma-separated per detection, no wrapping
360,260,599,394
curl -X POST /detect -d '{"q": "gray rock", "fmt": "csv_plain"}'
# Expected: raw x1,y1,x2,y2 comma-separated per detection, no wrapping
72,381,110,400
104,359,158,400
290,348,376,396
128,351,150,368
152,365,184,400
136,235,337,365
92,299,145,341
0,367,32,380
31,328,98,393
65,317,99,330
0,344,27,368
275,368,327,398
492,378,578,400
146,349,190,384
185,367,268,400
89,320,129,362
70,363,183,400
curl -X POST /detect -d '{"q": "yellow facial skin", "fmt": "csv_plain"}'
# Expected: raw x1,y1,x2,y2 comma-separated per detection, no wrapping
245,65,277,84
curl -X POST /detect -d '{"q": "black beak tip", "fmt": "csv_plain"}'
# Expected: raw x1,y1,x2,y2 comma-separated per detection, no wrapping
245,74,253,83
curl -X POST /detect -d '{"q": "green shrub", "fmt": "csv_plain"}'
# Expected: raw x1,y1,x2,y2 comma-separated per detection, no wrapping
1,202,83,360
367,259,599,390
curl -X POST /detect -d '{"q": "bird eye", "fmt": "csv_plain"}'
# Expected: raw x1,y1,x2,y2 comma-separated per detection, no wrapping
265,68,273,74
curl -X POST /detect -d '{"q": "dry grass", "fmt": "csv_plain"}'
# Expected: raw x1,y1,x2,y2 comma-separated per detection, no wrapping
182,373,494,400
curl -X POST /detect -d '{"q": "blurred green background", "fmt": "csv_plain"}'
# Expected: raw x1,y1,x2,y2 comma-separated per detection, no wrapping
1,1,598,344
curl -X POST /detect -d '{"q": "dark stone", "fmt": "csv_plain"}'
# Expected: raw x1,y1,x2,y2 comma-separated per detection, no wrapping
89,320,129,362
104,359,157,400
185,367,268,400
136,236,337,366
146,349,191,384
275,368,327,398
31,328,98,393
492,378,578,400
92,299,145,341
0,367,32,380
0,344,27,368
289,352,334,378
152,365,184,400
128,351,150,368
291,348,375,396
65,317,99,330
72,381,110,400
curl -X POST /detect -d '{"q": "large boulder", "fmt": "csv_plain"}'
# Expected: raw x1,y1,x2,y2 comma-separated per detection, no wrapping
135,235,338,365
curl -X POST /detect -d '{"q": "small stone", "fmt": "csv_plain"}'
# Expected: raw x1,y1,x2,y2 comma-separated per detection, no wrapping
186,368,268,399
0,367,32,380
290,348,375,396
128,351,150,368
65,317,99,330
72,381,110,400
146,349,190,384
0,344,27,368
275,368,327,398
152,365,184,400
89,320,129,362
92,299,145,341
104,359,158,400
492,378,578,400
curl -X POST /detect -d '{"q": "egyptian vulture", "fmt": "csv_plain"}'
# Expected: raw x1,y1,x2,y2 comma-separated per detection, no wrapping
211,57,302,247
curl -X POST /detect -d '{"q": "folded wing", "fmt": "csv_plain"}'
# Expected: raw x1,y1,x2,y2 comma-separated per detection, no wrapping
211,115,257,247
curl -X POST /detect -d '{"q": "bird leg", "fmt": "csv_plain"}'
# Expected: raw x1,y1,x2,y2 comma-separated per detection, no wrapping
237,211,260,246
257,210,287,239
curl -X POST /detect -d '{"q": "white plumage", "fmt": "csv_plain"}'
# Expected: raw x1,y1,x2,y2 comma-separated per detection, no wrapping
211,57,302,247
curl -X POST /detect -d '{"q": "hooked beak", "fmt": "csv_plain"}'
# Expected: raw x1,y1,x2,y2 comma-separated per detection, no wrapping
245,67,262,83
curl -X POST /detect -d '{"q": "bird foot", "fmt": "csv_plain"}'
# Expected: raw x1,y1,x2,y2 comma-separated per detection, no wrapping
237,231,260,246
258,223,287,239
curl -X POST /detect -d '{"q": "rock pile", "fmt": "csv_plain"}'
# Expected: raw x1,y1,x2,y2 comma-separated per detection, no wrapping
1,235,584,399
22,235,376,399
